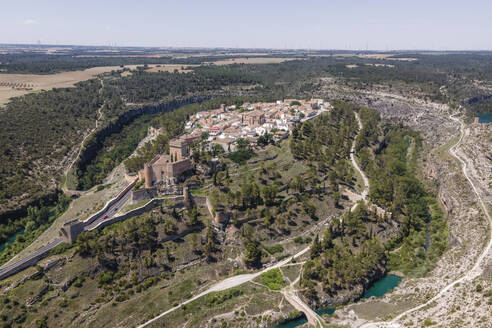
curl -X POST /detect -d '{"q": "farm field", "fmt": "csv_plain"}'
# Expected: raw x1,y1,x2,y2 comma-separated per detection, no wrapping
0,65,148,106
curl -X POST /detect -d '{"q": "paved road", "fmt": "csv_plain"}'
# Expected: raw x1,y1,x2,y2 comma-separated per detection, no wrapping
0,238,63,280
84,190,131,231
0,185,132,281
137,242,312,328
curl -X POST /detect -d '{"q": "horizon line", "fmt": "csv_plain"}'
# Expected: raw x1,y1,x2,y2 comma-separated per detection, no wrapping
1,42,492,53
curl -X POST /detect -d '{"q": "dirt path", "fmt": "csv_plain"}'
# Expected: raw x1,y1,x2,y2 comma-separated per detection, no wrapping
137,245,313,328
350,112,369,211
359,111,492,328
138,109,372,328
62,78,105,193
281,263,324,327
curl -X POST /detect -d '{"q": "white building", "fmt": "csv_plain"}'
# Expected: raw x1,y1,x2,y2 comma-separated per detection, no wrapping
255,127,267,136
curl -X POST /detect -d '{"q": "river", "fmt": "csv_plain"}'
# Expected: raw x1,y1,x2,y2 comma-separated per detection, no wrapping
477,112,492,123
0,230,24,253
273,274,402,328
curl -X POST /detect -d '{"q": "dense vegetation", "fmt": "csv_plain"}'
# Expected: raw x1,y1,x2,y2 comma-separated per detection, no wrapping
0,80,102,213
359,107,447,276
363,124,448,275
0,53,172,74
290,100,357,165
0,49,487,327
76,113,158,189
301,105,448,304
4,51,492,216
0,193,70,265
0,51,301,74
302,208,387,298
105,68,260,104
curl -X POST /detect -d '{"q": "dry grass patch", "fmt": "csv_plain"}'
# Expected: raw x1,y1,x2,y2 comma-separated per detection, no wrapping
0,64,152,106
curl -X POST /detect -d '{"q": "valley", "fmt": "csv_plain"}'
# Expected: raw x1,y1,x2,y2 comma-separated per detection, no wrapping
0,48,491,328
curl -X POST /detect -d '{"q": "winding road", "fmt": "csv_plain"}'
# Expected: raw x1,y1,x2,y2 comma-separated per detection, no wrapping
350,112,370,211
359,112,492,328
138,109,370,328
83,190,132,231
0,182,132,281
137,245,313,328
62,78,105,193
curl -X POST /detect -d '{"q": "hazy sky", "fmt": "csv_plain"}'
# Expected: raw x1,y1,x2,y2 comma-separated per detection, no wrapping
2,0,491,50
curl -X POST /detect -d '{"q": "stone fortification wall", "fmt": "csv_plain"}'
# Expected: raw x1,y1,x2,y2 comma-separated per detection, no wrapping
0,239,63,281
83,179,137,226
60,219,85,243
90,198,163,231
2,191,214,281
89,195,186,231
131,188,158,202
168,159,193,178
191,194,229,224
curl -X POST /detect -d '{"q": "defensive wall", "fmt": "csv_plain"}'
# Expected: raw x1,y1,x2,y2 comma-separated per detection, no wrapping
82,179,137,226
1,185,226,281
131,188,158,203
0,239,63,281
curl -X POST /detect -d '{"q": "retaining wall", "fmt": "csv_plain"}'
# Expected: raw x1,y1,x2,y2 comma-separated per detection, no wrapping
90,198,164,231
131,188,158,202
83,179,137,225
0,239,63,281
88,195,185,231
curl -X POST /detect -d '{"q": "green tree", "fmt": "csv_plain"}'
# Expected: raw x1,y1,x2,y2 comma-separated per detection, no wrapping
244,240,261,268
310,235,322,259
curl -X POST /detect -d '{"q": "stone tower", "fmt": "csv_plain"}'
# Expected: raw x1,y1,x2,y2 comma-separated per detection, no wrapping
169,139,188,161
144,164,153,188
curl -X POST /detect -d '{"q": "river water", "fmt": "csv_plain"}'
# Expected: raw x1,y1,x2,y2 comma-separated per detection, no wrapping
0,230,24,253
273,274,402,328
477,112,492,123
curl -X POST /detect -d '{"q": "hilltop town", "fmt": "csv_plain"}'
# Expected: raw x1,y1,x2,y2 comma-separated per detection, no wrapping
0,40,491,328
184,98,331,151
132,99,332,202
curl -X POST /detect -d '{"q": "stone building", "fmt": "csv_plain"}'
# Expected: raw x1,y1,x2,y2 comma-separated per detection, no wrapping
138,137,195,188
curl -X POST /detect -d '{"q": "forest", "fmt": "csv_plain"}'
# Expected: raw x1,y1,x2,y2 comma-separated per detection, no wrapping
300,105,448,304
0,79,103,214
0,51,484,272
105,67,261,104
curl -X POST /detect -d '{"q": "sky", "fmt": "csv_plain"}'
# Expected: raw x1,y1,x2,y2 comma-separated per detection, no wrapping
1,0,491,50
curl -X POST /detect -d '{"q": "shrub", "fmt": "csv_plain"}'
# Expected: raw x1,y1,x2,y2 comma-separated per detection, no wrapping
206,288,243,306
264,244,284,255
423,318,436,326
98,272,114,286
115,293,128,302
260,268,287,291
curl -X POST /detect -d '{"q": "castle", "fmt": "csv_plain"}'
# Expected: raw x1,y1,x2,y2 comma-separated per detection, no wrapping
138,136,197,188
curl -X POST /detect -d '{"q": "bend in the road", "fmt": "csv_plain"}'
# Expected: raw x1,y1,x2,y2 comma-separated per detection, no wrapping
138,109,371,328
360,111,492,328
351,112,370,211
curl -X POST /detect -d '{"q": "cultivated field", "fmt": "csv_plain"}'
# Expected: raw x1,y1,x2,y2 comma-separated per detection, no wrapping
0,65,145,106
